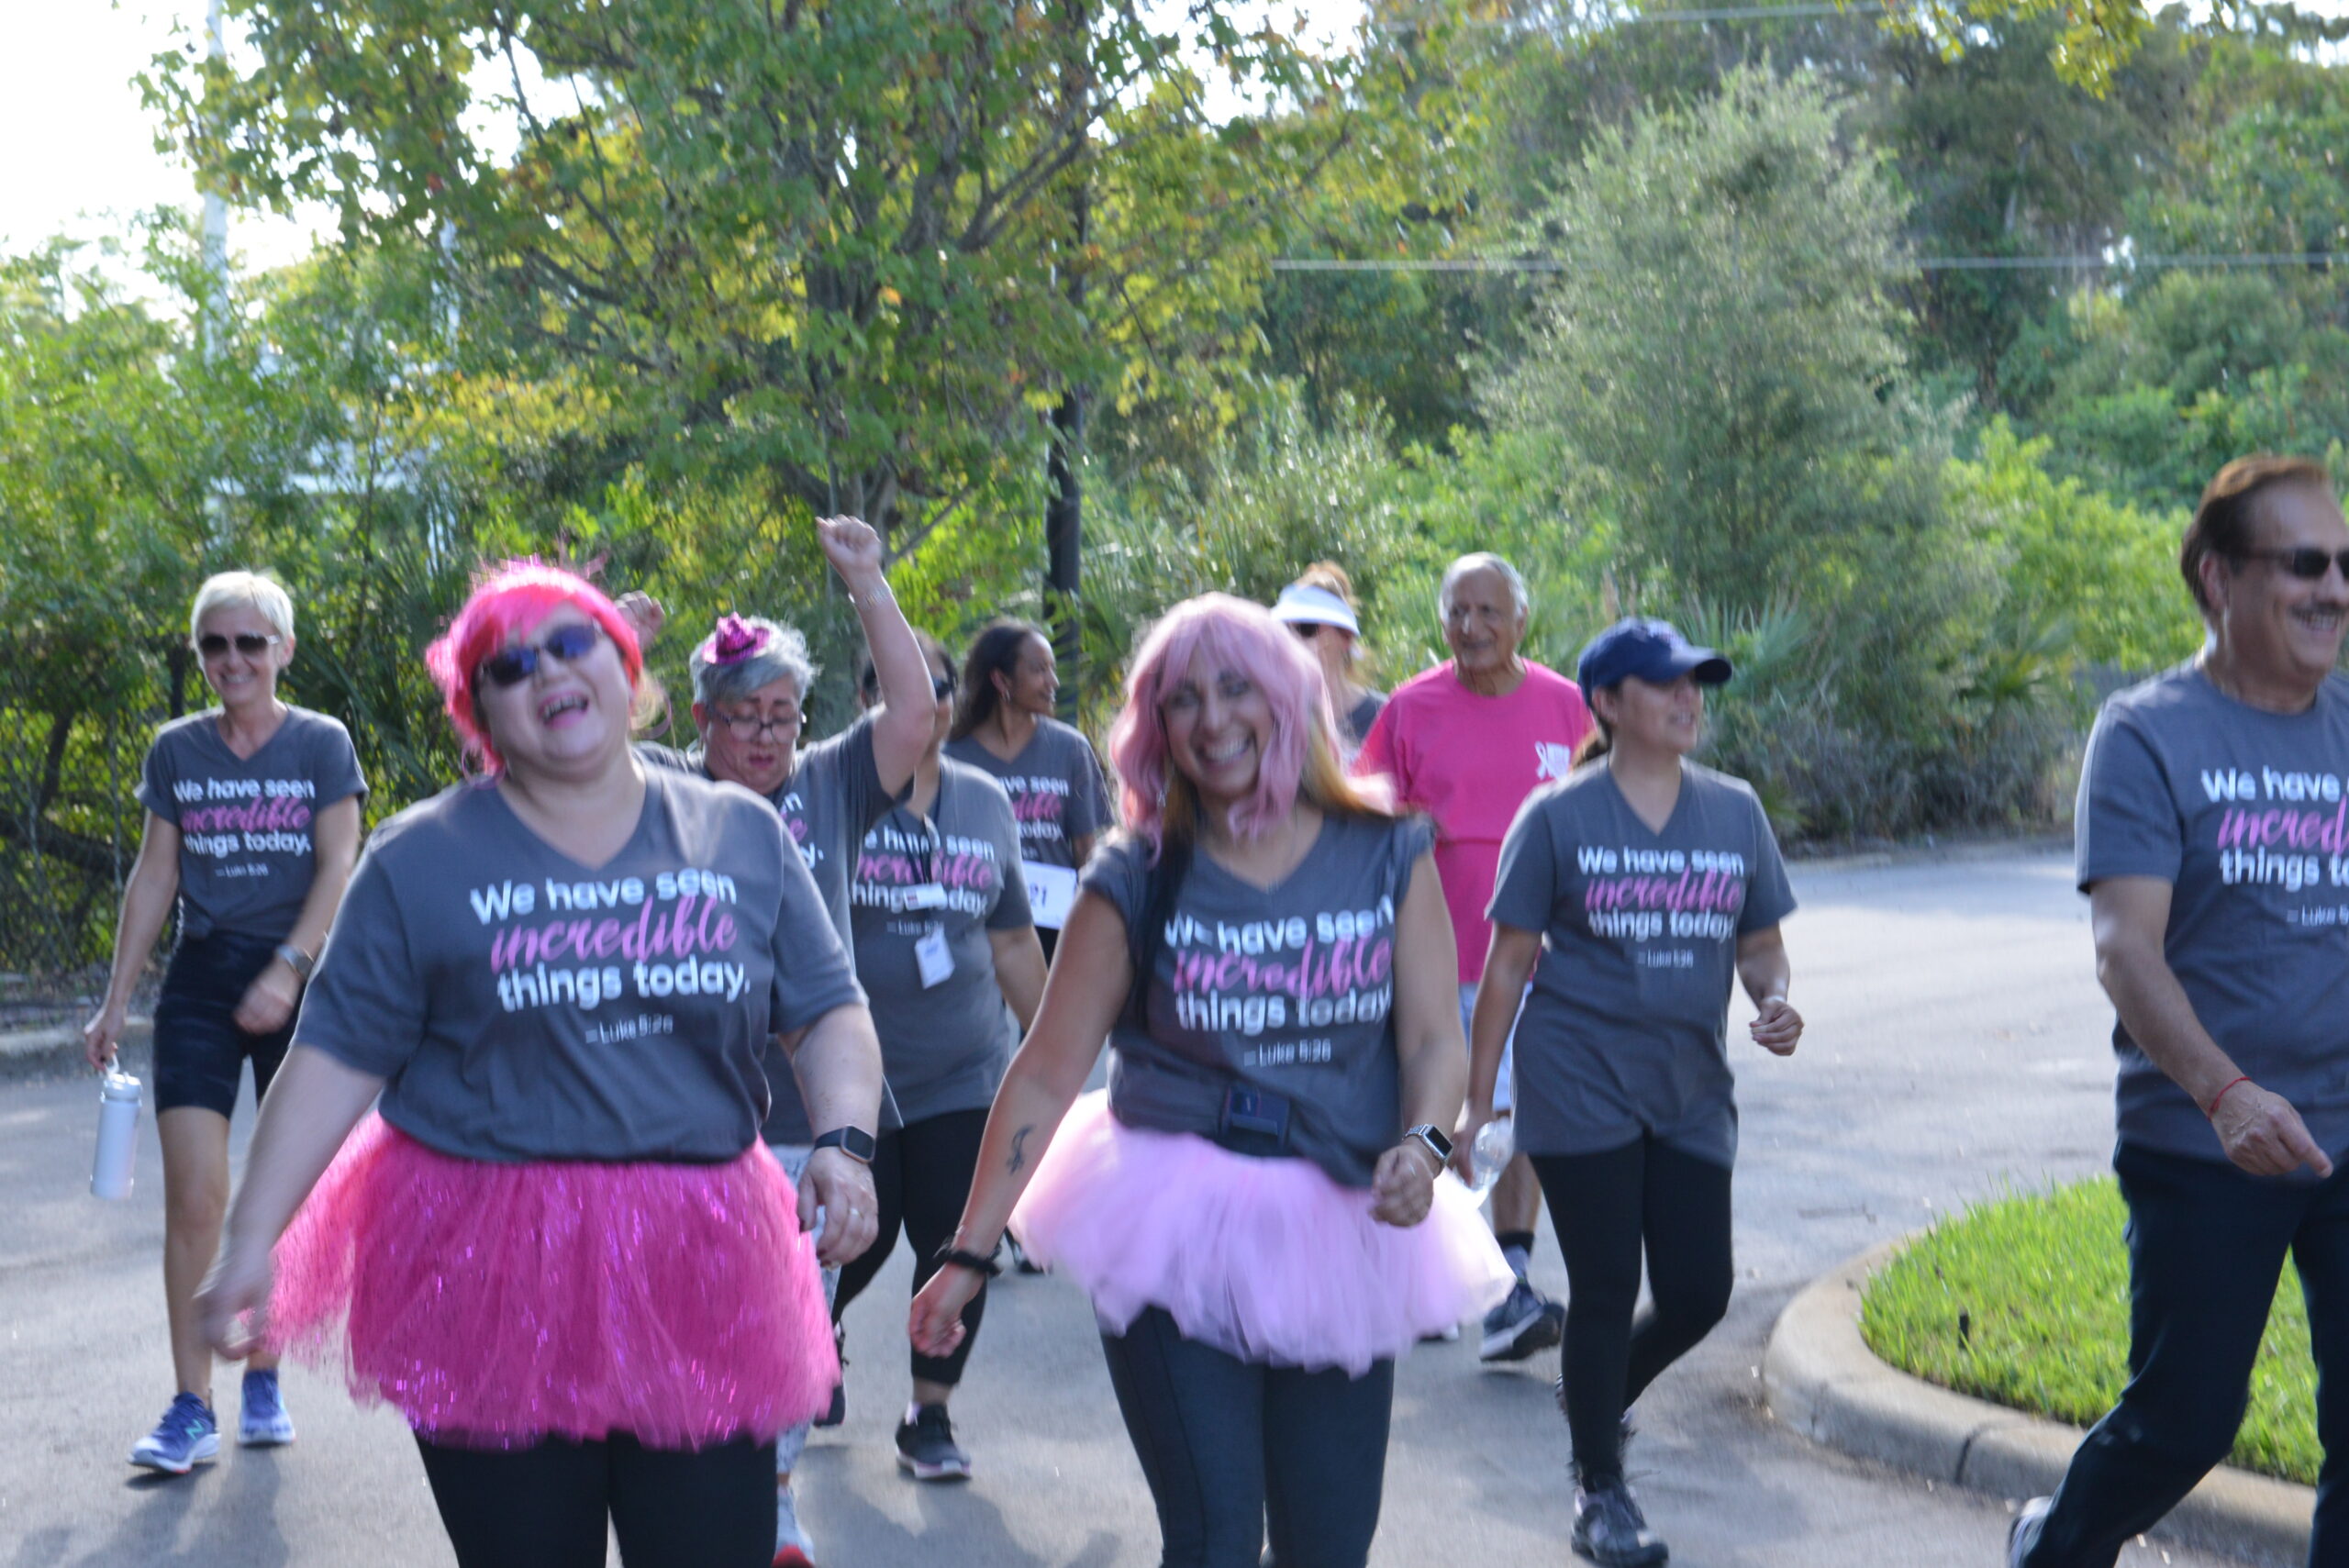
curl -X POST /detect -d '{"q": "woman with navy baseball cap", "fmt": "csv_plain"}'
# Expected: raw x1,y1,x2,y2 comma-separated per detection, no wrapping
1453,617,1803,1567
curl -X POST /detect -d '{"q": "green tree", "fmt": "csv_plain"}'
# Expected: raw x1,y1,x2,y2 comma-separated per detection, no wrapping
158,0,1475,560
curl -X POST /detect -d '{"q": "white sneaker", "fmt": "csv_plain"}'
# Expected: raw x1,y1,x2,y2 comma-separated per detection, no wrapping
773,1481,817,1567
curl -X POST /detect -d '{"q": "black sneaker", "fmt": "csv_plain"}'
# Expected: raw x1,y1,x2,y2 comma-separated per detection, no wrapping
1571,1477,1667,1566
814,1325,846,1429
1481,1279,1565,1362
894,1402,972,1482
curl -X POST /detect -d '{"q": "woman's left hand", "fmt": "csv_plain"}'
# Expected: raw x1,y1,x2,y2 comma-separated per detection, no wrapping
233,962,302,1036
1750,996,1803,1057
1370,1141,1440,1228
799,1148,880,1268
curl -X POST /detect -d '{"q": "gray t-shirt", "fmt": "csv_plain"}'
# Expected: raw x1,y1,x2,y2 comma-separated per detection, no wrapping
1487,762,1795,1168
2077,664,2349,1165
137,706,368,942
639,718,903,1141
850,761,1033,1125
944,717,1109,872
1085,812,1436,1188
295,768,864,1162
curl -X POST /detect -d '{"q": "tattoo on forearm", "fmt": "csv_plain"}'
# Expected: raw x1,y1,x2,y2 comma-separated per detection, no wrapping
1008,1125,1034,1175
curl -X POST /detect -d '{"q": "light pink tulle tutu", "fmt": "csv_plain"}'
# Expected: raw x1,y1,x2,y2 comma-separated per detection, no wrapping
1010,1092,1514,1376
268,1114,834,1449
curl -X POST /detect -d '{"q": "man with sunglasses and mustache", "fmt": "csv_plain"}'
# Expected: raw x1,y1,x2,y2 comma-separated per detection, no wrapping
2013,456,2349,1568
633,516,932,1567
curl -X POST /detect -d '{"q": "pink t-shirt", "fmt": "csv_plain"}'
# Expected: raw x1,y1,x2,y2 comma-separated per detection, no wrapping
1354,660,1593,983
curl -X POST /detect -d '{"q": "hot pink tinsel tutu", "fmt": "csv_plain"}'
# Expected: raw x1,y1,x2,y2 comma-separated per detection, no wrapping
267,1114,834,1448
1010,1092,1514,1376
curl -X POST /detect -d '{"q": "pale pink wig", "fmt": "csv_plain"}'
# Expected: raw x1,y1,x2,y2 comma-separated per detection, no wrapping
1107,592,1351,856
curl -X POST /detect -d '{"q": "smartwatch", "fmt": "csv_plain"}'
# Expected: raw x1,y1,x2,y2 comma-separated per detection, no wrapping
273,942,316,983
1404,1124,1453,1169
811,1127,877,1163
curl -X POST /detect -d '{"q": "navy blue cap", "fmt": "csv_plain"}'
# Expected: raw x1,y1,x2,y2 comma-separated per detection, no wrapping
1575,617,1733,701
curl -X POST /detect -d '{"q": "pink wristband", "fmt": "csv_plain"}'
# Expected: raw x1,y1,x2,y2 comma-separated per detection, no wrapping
2206,1074,2252,1119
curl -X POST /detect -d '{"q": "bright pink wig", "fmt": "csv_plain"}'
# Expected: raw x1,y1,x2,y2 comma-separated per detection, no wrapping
1108,593,1341,855
423,560,642,773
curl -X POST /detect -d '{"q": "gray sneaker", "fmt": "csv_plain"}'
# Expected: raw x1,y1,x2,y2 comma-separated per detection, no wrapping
1571,1477,1668,1566
1480,1279,1565,1362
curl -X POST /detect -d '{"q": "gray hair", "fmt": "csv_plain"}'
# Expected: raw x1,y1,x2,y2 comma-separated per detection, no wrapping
1437,553,1531,622
689,617,818,707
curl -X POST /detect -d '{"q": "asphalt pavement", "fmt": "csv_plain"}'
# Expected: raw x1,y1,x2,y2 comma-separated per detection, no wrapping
0,846,2237,1567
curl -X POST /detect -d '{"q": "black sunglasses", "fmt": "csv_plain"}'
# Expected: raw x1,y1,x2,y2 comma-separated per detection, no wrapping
863,672,957,700
476,623,605,689
197,632,281,658
2235,547,2349,582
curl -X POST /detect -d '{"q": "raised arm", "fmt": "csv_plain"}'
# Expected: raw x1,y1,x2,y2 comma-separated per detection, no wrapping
908,889,1131,1356
2092,874,2332,1178
818,516,930,795
84,813,182,1070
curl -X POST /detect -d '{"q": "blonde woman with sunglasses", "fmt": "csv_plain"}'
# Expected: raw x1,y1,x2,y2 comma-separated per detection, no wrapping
85,570,368,1475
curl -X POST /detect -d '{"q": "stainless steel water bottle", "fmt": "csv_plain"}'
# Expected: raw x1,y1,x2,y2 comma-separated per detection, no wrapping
92,1069,141,1200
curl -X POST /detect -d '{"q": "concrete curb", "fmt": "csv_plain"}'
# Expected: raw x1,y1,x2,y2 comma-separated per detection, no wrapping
1765,1239,2313,1566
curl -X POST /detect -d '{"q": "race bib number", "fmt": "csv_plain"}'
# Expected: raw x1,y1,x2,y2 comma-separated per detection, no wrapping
1023,862,1079,930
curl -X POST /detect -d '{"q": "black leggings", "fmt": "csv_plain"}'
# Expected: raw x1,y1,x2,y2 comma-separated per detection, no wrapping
1099,1307,1394,1568
832,1106,990,1386
1532,1138,1735,1484
415,1431,774,1568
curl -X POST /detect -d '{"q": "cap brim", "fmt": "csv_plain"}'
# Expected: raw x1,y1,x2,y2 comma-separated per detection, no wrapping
1272,605,1359,636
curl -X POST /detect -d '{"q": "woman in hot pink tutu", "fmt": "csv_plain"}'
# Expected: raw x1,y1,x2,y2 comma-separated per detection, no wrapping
911,593,1510,1567
195,562,885,1568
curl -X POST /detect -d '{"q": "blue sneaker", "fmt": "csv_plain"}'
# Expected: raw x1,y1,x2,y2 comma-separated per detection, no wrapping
239,1369,295,1447
129,1393,219,1474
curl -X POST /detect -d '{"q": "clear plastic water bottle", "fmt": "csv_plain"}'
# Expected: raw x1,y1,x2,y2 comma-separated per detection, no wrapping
1466,1116,1515,1200
92,1069,142,1200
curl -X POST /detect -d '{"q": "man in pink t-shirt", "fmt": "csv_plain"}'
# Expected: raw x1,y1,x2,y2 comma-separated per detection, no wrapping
1355,551,1592,1362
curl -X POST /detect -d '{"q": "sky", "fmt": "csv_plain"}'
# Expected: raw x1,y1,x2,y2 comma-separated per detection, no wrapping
4,0,2343,278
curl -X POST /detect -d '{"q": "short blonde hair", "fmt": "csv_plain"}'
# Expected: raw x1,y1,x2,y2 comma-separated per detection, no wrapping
189,571,295,646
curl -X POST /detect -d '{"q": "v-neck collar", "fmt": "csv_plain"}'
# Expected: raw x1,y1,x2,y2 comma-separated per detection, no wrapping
1605,762,1687,839
1191,813,1330,895
484,769,660,874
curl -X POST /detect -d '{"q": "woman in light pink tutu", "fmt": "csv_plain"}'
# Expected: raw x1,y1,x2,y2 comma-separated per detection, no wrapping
194,562,886,1568
911,593,1511,1567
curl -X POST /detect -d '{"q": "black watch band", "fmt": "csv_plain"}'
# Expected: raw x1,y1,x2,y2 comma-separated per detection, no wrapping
933,1243,1002,1278
811,1126,877,1163
1405,1123,1453,1166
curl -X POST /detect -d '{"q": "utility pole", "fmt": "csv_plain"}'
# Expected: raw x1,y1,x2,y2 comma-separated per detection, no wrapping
200,0,228,363
1044,2,1089,723
1044,176,1087,725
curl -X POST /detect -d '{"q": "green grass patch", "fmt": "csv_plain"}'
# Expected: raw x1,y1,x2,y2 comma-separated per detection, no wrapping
1858,1177,2319,1486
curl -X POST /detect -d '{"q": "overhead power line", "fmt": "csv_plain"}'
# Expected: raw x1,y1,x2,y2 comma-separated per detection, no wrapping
1271,251,2349,273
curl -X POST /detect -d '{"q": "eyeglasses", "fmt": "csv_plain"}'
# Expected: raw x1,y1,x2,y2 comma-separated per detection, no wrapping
715,709,802,740
197,632,282,659
476,623,605,688
2235,547,2349,582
